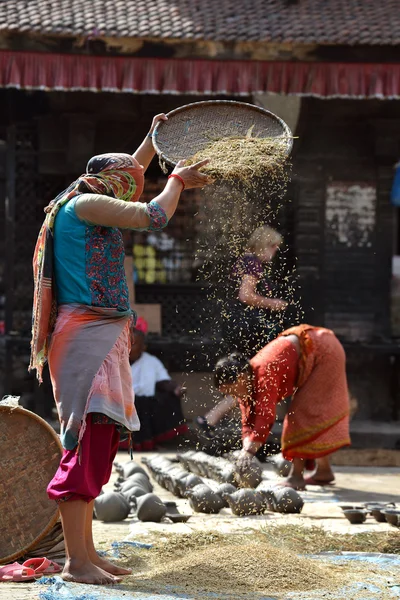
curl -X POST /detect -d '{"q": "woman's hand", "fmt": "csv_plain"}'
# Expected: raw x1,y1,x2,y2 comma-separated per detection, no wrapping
171,159,212,190
235,449,254,475
134,113,169,171
149,113,168,136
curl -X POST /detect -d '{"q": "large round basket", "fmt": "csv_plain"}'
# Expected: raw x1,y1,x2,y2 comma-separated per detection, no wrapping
0,405,62,564
153,100,293,168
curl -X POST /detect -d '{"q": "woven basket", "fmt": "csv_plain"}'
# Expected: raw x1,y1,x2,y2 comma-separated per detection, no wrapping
0,405,62,564
153,100,293,168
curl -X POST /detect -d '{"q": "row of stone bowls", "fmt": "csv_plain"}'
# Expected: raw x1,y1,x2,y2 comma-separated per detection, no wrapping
340,502,400,526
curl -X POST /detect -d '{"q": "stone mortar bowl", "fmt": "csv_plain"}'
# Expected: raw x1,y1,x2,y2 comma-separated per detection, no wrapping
343,509,367,524
382,509,400,527
370,507,388,523
339,504,365,511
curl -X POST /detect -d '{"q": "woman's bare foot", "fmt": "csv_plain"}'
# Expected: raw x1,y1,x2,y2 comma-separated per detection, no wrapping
304,474,335,486
276,476,306,491
62,558,121,585
305,456,335,485
91,554,132,576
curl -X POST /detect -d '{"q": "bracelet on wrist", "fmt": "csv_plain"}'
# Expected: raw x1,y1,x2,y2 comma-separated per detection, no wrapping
168,174,185,191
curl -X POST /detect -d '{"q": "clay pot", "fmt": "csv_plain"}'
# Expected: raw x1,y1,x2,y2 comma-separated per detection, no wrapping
147,456,171,471
218,463,238,486
118,475,151,495
235,460,262,489
268,453,292,477
256,482,277,511
223,489,266,516
343,509,367,524
271,487,304,514
177,451,196,469
175,474,204,498
127,473,153,492
94,492,130,522
113,461,124,475
184,473,204,488
382,509,400,527
188,458,203,476
117,478,139,494
165,467,189,482
215,483,237,507
185,484,224,514
163,475,183,497
122,462,148,479
133,493,167,522
124,486,148,501
175,479,188,497
339,504,365,511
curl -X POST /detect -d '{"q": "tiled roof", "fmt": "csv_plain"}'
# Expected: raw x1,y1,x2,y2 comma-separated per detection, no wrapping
0,0,399,45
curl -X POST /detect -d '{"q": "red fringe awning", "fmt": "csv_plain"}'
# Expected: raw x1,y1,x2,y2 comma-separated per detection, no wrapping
0,50,400,98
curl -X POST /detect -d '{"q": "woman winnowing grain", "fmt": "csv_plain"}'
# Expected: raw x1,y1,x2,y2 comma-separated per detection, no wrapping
214,324,351,490
29,113,212,586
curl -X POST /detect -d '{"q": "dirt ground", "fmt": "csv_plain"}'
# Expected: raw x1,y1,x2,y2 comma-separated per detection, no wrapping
1,451,399,600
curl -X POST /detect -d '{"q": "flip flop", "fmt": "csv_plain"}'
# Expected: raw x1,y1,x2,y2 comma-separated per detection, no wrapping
0,562,37,582
303,476,335,487
22,557,62,575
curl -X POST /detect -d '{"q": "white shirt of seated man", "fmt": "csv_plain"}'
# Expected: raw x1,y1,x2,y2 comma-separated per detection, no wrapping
130,351,171,397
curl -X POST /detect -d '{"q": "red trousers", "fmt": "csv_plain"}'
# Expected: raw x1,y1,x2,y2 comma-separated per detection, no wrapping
47,414,120,503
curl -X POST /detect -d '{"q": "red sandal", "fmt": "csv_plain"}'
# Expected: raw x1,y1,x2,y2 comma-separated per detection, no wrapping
22,558,62,576
0,562,37,582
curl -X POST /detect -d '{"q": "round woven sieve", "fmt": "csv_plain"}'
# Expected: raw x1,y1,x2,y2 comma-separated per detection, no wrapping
0,405,62,563
152,100,293,168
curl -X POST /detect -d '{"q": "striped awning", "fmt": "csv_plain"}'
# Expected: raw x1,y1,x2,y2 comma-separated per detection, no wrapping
1,50,400,98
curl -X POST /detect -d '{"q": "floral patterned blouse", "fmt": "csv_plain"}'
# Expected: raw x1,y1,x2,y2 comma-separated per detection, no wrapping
53,195,167,311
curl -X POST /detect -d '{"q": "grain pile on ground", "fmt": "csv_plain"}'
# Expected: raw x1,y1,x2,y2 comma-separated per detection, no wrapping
188,136,290,184
141,542,339,596
116,533,341,598
94,527,400,599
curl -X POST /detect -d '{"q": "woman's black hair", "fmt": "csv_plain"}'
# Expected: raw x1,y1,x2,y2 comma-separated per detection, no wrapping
77,177,116,197
214,352,251,388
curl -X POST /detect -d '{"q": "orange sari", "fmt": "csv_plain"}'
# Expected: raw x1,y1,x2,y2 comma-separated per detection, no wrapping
279,325,351,459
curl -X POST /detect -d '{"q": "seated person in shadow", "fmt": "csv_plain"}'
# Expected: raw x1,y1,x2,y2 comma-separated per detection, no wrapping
128,320,188,451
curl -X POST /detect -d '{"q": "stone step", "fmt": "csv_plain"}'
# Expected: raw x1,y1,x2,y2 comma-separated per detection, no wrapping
349,420,400,450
